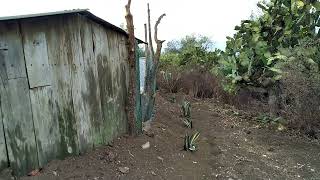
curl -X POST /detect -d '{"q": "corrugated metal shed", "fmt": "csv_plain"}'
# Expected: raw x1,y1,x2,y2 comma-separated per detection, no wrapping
0,9,145,44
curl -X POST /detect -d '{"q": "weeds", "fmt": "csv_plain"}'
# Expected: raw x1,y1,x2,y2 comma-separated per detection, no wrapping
256,114,287,131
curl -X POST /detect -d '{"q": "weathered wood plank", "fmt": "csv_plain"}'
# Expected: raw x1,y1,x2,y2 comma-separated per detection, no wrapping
20,21,51,88
117,33,129,134
0,40,8,81
0,84,8,171
106,30,121,140
0,22,9,171
0,21,38,175
92,23,116,144
5,78,38,176
0,45,10,172
19,18,63,167
29,86,60,167
0,21,27,79
80,18,104,147
107,31,130,138
45,16,79,157
67,15,93,153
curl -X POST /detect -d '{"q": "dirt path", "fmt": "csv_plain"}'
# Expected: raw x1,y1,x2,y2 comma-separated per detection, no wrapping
22,93,320,180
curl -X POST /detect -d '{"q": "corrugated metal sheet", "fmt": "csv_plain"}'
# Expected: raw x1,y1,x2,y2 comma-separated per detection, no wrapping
0,9,146,44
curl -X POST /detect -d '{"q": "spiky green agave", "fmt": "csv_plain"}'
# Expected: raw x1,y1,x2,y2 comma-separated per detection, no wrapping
181,101,191,118
184,132,200,152
183,118,193,129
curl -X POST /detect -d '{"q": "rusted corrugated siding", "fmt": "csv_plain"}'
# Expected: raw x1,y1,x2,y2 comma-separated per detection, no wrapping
0,13,129,175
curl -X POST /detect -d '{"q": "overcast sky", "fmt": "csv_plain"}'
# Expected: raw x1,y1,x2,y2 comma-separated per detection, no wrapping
0,0,260,50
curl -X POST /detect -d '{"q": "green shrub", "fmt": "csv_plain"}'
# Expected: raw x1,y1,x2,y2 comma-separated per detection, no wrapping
216,0,320,88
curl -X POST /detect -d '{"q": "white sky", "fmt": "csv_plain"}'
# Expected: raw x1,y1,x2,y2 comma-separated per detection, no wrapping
0,0,260,50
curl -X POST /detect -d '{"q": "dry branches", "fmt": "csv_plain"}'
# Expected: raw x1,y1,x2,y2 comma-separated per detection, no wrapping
154,13,166,64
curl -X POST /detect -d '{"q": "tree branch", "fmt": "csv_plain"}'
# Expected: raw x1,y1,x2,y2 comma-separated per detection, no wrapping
125,0,135,67
147,3,154,57
126,0,132,10
154,13,166,64
154,13,166,44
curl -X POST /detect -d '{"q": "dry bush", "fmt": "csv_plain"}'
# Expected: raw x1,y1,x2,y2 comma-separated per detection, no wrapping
157,68,226,99
174,70,220,99
157,70,181,93
277,61,320,137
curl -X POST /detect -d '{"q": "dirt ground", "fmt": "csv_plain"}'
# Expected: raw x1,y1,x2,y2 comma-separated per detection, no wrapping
20,92,320,180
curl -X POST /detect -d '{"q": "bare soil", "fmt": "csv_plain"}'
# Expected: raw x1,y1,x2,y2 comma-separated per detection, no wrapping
21,92,320,180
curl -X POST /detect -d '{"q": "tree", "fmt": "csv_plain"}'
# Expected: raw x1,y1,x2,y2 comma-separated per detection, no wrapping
161,35,219,69
217,0,320,88
125,0,139,135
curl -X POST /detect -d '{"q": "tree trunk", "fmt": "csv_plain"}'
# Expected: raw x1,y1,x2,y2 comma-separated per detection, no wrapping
144,4,166,121
125,0,137,135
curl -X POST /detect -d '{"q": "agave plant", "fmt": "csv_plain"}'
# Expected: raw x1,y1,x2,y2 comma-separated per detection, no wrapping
184,132,200,152
181,100,191,118
183,117,193,129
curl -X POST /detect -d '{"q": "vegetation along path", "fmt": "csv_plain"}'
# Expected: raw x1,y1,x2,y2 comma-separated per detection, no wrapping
21,93,320,180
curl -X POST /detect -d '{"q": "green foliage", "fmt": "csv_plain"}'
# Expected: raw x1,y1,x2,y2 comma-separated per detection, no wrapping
184,132,200,151
256,114,283,124
160,35,221,70
216,0,320,88
160,0,320,95
256,114,287,131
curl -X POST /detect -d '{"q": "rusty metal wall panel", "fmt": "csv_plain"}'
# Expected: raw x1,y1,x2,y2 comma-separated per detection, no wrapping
0,21,27,79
